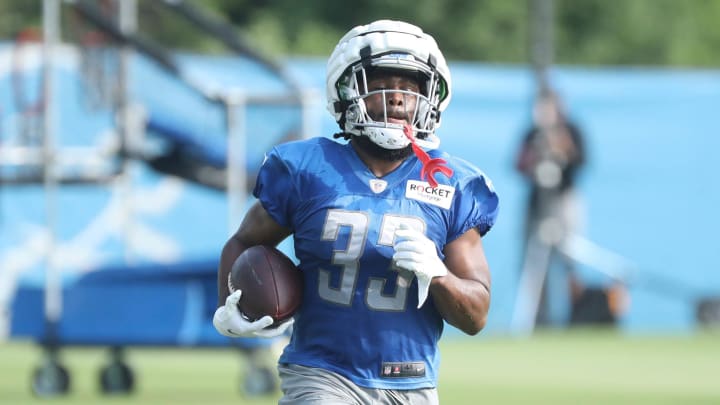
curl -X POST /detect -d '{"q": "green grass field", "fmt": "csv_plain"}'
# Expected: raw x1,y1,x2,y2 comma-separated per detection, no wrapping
1,329,718,404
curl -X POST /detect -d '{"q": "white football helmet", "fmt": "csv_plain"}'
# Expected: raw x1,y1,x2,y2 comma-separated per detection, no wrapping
326,20,452,150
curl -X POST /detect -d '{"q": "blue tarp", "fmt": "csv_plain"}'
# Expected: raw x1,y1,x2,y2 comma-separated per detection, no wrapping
1,44,719,340
1,44,300,346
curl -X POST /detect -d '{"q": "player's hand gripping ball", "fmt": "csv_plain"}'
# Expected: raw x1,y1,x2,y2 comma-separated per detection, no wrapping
229,245,303,324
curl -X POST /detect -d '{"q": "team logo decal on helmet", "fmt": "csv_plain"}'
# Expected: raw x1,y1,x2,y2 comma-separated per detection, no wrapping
326,20,452,150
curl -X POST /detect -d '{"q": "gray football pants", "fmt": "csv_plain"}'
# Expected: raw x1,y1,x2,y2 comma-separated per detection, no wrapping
278,363,439,405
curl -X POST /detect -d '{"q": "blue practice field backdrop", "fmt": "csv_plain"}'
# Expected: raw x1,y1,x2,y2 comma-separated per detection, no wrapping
1,43,719,346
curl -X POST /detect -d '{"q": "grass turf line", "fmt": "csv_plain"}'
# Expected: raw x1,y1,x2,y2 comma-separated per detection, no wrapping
0,329,718,404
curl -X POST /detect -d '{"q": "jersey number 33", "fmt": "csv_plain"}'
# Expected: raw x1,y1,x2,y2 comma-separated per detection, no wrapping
318,209,425,312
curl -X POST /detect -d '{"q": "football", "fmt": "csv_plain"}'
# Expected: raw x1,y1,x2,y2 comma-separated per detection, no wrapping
229,245,302,324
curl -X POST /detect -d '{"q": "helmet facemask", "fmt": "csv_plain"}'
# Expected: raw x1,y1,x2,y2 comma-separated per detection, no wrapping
337,54,443,150
326,20,452,152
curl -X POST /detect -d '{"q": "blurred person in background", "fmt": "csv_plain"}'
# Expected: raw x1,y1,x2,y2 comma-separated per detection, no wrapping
515,87,587,326
212,19,499,404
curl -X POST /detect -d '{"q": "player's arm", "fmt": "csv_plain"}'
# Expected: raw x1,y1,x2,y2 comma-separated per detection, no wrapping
217,201,291,308
393,225,491,335
213,201,292,338
431,228,490,335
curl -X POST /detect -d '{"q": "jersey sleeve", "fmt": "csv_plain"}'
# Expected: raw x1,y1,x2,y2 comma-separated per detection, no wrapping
449,172,499,240
252,148,299,228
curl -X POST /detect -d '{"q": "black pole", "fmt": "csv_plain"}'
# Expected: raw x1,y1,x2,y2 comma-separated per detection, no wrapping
71,1,181,79
528,0,555,93
155,0,302,95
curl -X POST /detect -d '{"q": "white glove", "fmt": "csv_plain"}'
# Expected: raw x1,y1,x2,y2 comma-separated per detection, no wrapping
392,223,448,308
213,290,294,338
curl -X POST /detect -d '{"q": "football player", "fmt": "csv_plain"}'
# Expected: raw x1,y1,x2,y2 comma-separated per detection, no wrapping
213,19,499,404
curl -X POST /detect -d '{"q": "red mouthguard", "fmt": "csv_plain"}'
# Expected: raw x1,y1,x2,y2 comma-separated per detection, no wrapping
403,124,453,188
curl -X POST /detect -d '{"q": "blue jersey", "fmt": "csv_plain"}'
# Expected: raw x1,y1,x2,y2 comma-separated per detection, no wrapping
253,137,498,389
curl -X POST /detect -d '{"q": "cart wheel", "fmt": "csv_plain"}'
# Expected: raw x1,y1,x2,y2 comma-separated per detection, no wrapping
242,365,276,396
99,361,134,394
99,348,134,395
32,358,70,397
